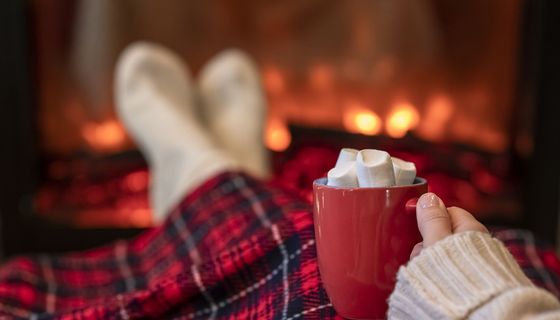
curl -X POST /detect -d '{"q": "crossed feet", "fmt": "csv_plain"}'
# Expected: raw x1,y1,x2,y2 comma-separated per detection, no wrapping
115,42,269,223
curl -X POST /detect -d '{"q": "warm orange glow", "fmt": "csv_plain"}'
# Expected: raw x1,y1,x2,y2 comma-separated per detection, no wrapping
128,208,153,226
262,66,285,95
478,127,507,152
265,117,291,152
451,118,478,141
82,119,126,152
123,171,149,192
309,64,334,91
343,102,382,136
450,118,506,151
372,56,397,81
385,101,420,138
418,94,454,140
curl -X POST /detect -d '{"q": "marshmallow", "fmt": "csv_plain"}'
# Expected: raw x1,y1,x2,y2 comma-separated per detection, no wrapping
335,148,359,167
355,149,396,187
327,161,358,187
392,157,417,186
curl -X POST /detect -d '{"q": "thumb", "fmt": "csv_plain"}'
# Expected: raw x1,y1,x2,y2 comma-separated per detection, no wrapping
447,206,489,234
416,193,452,247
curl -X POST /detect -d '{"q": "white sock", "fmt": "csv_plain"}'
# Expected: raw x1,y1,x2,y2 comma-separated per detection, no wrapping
115,42,238,224
198,49,270,179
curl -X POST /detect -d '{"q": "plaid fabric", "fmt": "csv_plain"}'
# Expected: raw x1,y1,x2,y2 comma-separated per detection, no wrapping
492,228,560,297
0,172,558,319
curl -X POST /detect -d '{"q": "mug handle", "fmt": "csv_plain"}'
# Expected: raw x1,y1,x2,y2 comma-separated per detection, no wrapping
405,198,419,215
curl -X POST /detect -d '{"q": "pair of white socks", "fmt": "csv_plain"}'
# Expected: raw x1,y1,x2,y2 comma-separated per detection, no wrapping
115,42,269,223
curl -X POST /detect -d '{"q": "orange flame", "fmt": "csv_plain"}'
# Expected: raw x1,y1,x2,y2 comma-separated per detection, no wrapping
385,101,420,138
343,102,382,136
123,171,149,192
262,66,285,95
82,119,126,152
478,127,507,152
418,94,454,141
309,64,334,91
265,117,291,152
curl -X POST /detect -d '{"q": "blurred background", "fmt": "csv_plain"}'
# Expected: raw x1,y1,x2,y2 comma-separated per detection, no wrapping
0,0,559,257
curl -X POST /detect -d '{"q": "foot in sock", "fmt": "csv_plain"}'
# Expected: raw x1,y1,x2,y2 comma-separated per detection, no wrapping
198,49,270,179
115,42,238,224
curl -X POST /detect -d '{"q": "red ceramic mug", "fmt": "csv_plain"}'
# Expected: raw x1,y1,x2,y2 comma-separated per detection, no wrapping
313,177,427,319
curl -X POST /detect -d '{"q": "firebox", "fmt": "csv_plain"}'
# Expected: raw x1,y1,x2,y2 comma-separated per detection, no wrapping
1,0,559,257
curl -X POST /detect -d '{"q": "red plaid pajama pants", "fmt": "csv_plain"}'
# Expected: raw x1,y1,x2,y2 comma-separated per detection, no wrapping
0,172,558,319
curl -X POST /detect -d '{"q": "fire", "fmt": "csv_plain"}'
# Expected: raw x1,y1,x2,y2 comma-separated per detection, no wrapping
82,119,127,152
385,101,420,138
418,94,454,141
262,66,285,95
343,102,382,135
309,64,334,91
478,127,507,152
265,117,291,152
123,171,149,192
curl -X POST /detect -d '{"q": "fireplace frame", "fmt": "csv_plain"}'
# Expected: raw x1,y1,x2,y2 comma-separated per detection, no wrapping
0,1,144,257
519,0,560,247
0,0,559,257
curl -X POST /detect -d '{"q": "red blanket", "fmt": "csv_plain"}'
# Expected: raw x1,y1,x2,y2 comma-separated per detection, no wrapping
0,172,558,319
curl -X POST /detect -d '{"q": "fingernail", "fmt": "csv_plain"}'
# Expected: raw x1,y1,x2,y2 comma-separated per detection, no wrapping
418,193,441,209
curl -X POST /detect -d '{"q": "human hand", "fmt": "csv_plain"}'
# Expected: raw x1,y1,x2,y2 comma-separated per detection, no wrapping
410,192,489,259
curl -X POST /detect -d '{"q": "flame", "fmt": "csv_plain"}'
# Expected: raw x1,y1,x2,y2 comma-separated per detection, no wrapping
478,127,507,152
309,64,334,91
123,171,149,192
385,101,420,138
343,102,382,135
451,118,478,141
82,119,126,152
262,66,285,95
418,94,454,140
265,117,291,152
372,56,397,81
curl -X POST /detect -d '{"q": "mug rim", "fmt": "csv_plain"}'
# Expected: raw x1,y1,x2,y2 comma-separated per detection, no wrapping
313,176,427,190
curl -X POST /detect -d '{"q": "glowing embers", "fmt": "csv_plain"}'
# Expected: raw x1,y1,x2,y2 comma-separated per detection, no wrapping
262,65,286,95
343,102,382,136
308,64,335,91
385,101,420,138
265,117,292,152
35,166,152,228
344,100,421,138
81,118,127,152
417,94,454,141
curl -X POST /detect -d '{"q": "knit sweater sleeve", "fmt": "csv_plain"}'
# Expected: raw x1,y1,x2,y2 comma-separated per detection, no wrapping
388,231,560,320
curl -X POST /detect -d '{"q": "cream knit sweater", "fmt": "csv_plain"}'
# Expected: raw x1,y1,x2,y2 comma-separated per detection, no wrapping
388,231,560,319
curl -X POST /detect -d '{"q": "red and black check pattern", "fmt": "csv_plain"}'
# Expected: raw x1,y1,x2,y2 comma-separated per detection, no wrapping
0,172,558,319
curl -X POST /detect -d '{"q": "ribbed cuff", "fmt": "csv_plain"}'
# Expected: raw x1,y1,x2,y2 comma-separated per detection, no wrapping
388,231,533,320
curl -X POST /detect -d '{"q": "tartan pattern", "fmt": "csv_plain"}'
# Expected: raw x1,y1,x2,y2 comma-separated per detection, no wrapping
0,172,557,319
492,228,560,297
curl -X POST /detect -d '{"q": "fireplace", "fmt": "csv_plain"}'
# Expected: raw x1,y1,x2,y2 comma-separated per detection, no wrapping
1,0,559,256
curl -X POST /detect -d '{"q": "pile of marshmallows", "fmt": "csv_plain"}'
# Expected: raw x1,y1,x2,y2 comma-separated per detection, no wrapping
327,148,417,188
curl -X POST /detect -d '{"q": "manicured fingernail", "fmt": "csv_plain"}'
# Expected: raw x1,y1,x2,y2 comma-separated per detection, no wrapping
418,193,441,209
